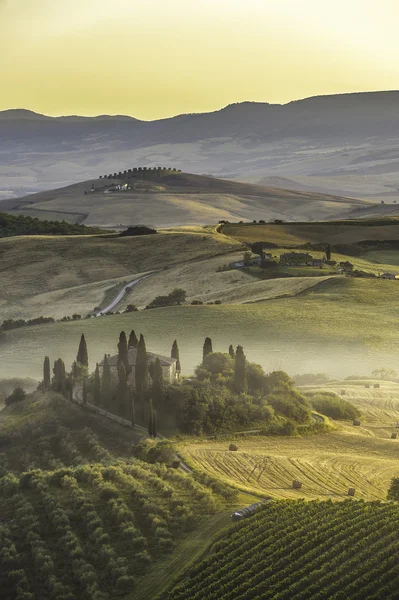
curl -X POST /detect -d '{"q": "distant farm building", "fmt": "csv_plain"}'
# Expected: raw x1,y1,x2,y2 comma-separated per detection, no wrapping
380,272,397,280
99,348,177,384
312,259,324,268
280,252,313,266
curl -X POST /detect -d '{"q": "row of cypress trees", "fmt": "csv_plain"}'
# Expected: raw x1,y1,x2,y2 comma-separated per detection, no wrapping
43,330,181,435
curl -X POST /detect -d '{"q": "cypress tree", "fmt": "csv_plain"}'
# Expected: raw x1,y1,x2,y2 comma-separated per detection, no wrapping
171,340,181,375
228,345,235,359
130,392,135,428
152,358,165,409
152,410,157,438
101,354,112,412
43,356,51,389
82,377,87,404
135,334,149,399
117,362,129,418
128,329,138,349
93,363,101,407
148,399,154,437
71,360,79,380
234,345,247,394
203,337,213,361
76,334,88,367
53,358,66,394
117,331,130,374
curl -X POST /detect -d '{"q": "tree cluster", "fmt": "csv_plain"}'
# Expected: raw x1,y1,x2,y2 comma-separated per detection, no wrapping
0,212,104,237
145,288,186,309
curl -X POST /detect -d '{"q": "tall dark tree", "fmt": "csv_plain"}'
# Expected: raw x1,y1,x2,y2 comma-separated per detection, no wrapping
43,356,51,389
228,345,235,359
93,363,101,407
152,358,165,409
76,334,88,367
152,409,157,438
117,362,129,418
71,360,79,380
52,358,66,394
117,331,130,374
128,329,138,349
234,345,247,394
101,354,112,412
82,377,87,404
148,399,154,437
135,334,149,401
325,244,331,261
130,393,135,428
203,337,213,362
171,339,181,375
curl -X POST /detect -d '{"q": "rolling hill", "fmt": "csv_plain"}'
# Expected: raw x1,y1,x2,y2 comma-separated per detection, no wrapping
0,391,239,600
2,91,399,205
3,172,370,228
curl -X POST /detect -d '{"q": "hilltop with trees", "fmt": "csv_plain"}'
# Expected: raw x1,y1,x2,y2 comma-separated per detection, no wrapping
41,331,320,436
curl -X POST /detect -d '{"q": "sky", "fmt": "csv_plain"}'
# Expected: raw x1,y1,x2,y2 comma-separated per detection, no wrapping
1,0,399,120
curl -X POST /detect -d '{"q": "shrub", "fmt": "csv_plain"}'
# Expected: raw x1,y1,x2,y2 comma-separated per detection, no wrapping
307,392,361,420
5,387,27,407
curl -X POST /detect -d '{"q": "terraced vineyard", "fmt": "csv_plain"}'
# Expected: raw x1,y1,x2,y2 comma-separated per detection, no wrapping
165,500,399,600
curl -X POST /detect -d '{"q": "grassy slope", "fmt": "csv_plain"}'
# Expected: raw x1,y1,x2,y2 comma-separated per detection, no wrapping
0,392,241,600
9,173,369,228
2,277,399,381
179,381,399,501
223,219,399,246
0,228,240,320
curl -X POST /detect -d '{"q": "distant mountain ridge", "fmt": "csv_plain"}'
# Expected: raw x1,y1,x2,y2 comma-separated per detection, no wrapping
2,91,399,203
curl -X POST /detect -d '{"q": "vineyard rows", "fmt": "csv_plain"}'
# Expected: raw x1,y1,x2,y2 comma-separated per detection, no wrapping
0,462,230,600
165,500,399,600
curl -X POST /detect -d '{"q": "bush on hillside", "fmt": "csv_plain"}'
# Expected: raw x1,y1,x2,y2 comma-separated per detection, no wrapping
145,288,187,309
293,373,331,385
119,226,157,236
5,387,26,407
306,391,361,420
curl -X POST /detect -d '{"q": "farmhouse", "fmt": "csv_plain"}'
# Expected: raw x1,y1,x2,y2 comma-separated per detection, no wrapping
380,272,397,280
280,252,313,266
99,348,177,384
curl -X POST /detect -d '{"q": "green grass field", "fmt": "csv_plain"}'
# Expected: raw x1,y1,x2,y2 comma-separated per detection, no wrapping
2,277,399,382
223,219,399,246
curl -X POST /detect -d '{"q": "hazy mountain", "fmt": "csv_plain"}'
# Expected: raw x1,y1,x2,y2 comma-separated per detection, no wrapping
2,91,399,203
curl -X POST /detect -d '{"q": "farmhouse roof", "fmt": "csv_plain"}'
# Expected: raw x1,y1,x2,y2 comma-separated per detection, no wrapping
99,348,176,368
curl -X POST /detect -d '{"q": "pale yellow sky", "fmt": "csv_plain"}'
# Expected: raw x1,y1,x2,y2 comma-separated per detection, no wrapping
1,0,398,120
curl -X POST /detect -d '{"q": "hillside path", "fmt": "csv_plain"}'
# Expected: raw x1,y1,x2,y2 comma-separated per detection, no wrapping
97,273,152,315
